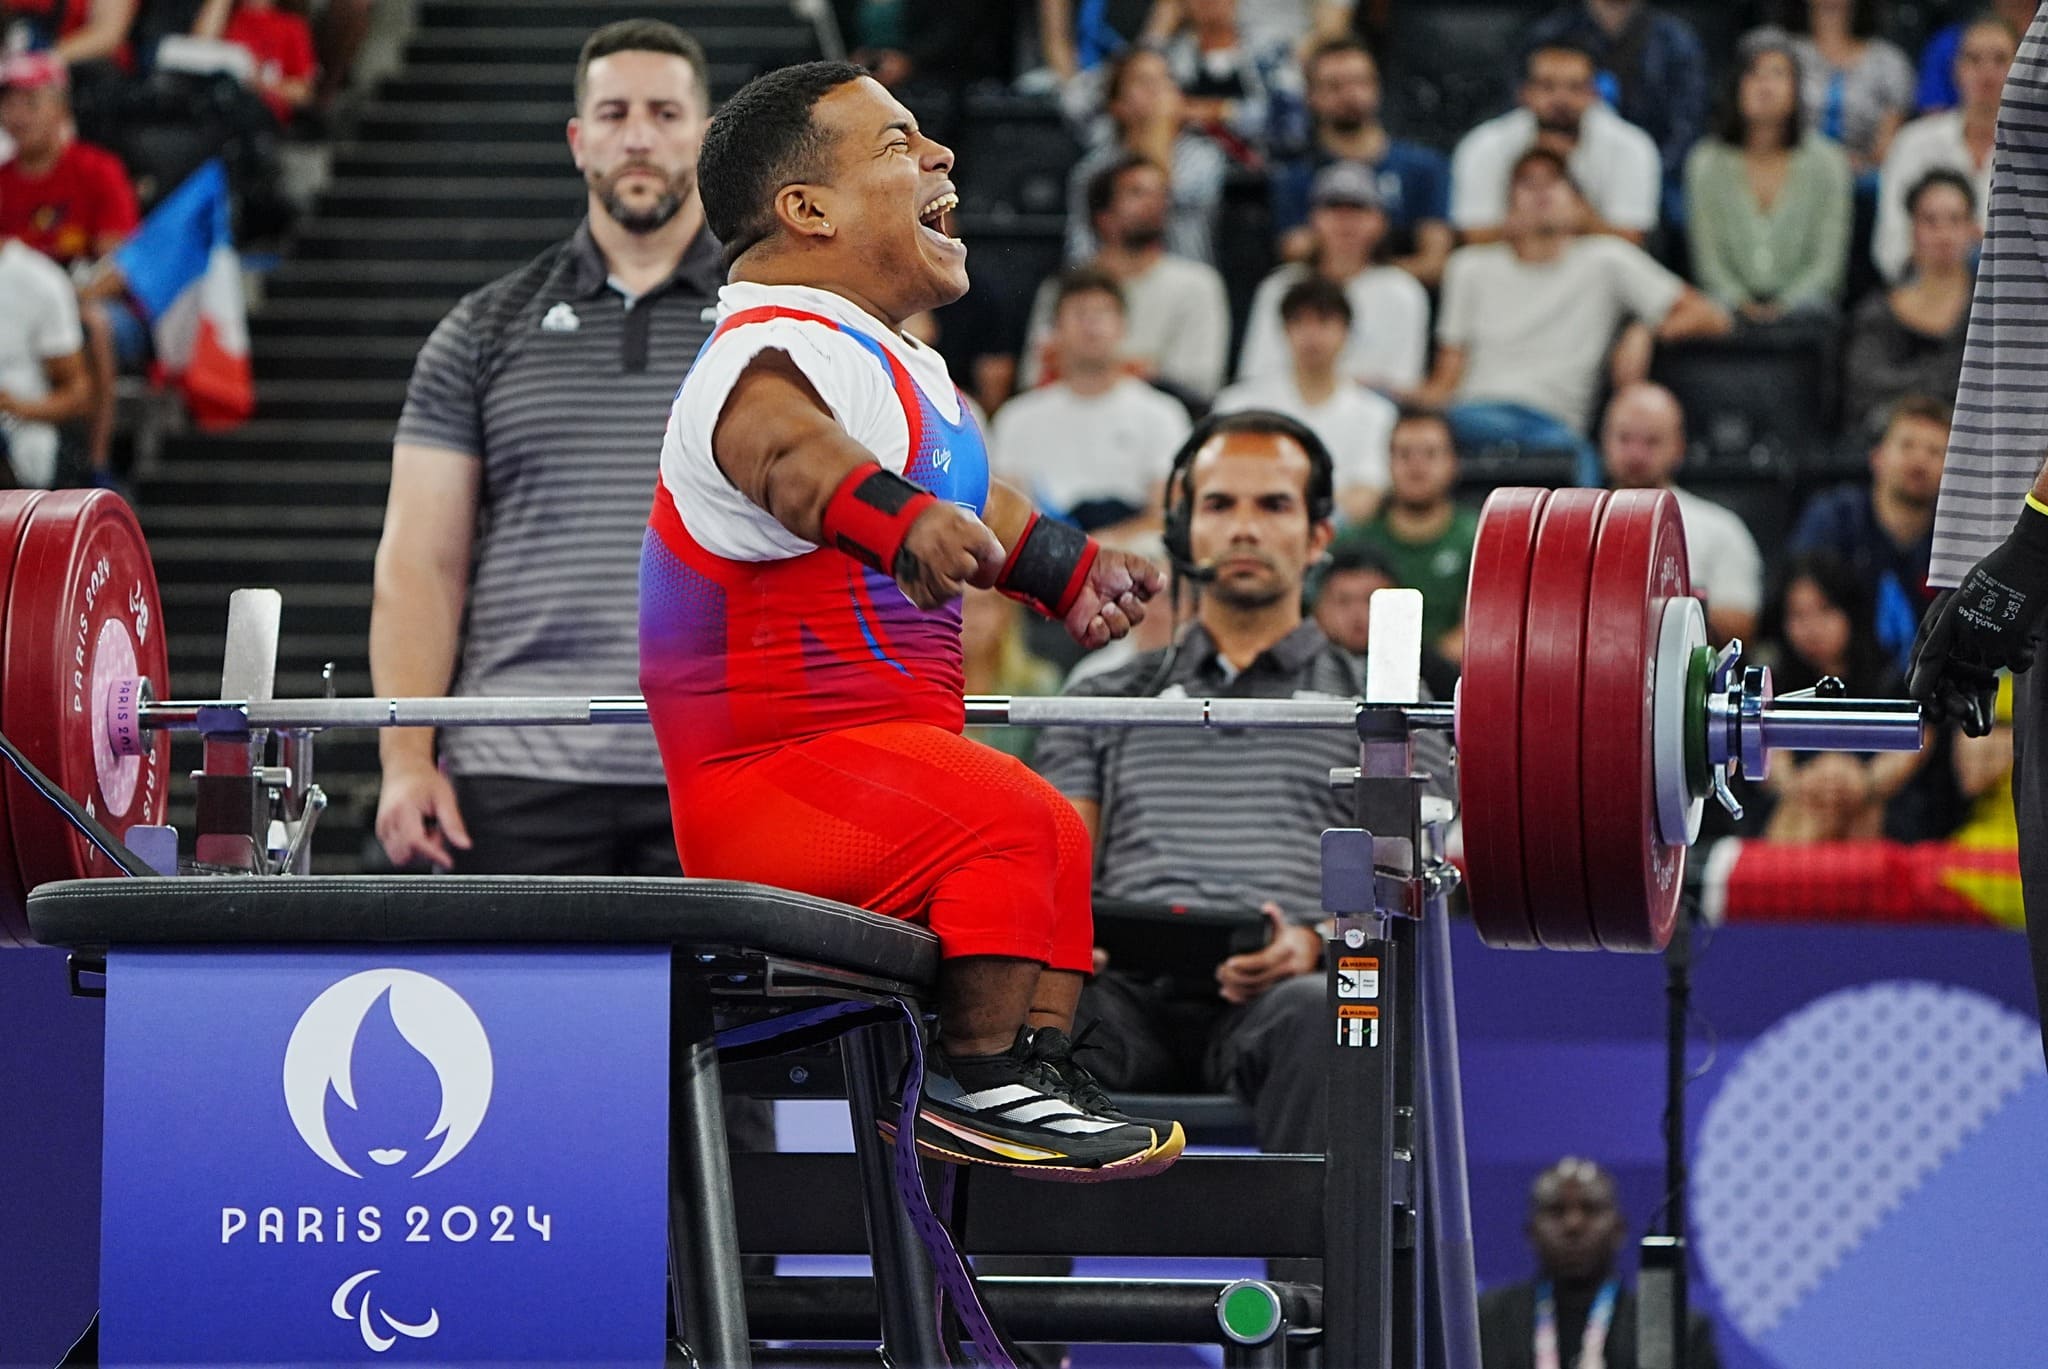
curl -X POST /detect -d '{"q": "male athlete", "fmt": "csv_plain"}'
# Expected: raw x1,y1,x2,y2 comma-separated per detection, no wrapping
640,61,1181,1179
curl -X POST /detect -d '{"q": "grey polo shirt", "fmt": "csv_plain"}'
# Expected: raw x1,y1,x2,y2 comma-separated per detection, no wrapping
1033,621,1454,922
395,220,722,784
1929,5,2048,587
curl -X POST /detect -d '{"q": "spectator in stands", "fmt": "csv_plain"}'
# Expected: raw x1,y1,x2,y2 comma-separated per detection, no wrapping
1784,0,1915,176
1519,0,1709,224
1601,382,1765,645
1844,169,1975,432
996,268,1189,531
1148,0,1302,160
1024,154,1231,399
1036,0,1153,84
1755,551,1924,844
0,209,91,487
832,0,1020,94
1033,410,1450,1156
1331,407,1476,664
1237,161,1429,395
1789,394,1948,673
1268,36,1452,283
1914,0,2033,112
1872,13,2012,283
192,0,317,128
1479,1158,1721,1369
1449,40,1662,246
962,588,1064,762
1684,27,1852,324
311,0,379,110
0,51,137,483
1177,0,1353,56
1311,540,1460,698
1419,149,1729,486
1215,276,1392,522
1064,46,1228,265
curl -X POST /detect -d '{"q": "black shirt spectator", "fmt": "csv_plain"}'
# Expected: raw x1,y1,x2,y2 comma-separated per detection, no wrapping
1842,169,1975,432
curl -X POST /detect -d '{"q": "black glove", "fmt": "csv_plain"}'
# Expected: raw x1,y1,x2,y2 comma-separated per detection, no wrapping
1906,499,2048,736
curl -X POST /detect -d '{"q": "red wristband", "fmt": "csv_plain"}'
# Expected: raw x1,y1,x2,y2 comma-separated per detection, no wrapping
820,466,938,576
996,511,1099,618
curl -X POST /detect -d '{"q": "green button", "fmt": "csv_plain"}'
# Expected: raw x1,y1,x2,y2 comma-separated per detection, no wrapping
1217,1280,1282,1344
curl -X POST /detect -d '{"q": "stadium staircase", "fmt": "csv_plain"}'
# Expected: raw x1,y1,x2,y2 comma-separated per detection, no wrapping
136,0,821,869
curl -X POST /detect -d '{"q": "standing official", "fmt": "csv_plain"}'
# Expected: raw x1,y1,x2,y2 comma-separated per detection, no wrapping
373,20,719,874
1910,3,2048,1063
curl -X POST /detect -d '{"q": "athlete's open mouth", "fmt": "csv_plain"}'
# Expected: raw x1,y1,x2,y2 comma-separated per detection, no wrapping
918,190,961,243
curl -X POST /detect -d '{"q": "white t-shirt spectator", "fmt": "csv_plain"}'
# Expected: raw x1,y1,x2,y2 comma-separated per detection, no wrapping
0,238,84,489
1212,372,1395,501
1872,111,1991,283
989,376,1190,519
1234,262,1430,392
1670,485,1763,619
1437,237,1686,432
1449,105,1663,235
1021,255,1233,399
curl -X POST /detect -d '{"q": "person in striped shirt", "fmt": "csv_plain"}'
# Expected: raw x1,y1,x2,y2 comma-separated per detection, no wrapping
1910,0,2048,1063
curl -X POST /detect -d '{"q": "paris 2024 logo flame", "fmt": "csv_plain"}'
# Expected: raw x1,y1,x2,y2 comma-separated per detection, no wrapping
282,969,495,1352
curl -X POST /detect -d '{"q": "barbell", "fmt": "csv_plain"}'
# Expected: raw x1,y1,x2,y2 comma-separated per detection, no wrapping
0,487,1925,954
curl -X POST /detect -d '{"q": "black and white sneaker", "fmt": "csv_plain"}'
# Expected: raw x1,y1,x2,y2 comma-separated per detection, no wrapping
879,1027,1177,1181
1027,1026,1186,1178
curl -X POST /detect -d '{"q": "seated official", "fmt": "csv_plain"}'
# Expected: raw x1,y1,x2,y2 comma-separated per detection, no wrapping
1032,408,1452,1155
1481,1158,1720,1369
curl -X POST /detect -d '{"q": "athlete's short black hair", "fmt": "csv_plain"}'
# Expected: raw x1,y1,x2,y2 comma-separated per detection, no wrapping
698,60,868,266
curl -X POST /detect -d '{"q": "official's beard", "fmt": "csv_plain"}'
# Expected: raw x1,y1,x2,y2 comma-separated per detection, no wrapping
594,166,690,235
1208,571,1292,611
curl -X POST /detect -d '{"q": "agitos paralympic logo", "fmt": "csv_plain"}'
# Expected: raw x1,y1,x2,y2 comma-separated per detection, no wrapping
213,969,553,1354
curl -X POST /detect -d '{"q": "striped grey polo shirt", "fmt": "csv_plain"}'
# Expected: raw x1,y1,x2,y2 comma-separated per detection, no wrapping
1033,621,1454,922
395,220,721,784
1930,3,2048,588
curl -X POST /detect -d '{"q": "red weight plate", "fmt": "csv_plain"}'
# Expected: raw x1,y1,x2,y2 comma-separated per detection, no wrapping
3,491,170,933
1580,489,1691,951
1519,489,1607,951
0,491,46,944
1459,488,1548,949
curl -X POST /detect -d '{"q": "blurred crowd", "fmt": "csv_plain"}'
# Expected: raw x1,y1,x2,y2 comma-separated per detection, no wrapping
0,0,367,484
869,0,2025,859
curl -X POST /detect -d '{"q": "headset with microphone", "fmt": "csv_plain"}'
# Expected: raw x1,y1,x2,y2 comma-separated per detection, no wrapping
1159,407,1337,586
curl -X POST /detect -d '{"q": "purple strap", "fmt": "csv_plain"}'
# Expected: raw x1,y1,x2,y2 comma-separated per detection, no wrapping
714,1001,1015,1367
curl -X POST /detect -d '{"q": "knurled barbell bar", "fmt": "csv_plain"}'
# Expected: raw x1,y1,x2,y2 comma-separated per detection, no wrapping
0,488,1925,953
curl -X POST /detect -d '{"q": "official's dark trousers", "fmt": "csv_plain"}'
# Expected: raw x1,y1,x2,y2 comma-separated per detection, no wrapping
1071,969,1329,1154
2013,670,2048,1064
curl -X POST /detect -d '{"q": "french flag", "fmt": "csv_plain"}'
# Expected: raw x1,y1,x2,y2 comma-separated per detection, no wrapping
112,159,254,431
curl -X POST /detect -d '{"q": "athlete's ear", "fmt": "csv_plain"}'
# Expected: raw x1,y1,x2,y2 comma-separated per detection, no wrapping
777,184,836,242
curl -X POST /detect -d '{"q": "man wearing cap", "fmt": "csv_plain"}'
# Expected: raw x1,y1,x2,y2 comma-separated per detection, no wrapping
1269,36,1452,285
1235,161,1430,398
0,51,140,485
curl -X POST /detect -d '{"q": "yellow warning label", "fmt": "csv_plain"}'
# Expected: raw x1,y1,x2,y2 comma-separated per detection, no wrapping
1337,1005,1379,1019
1337,956,1378,971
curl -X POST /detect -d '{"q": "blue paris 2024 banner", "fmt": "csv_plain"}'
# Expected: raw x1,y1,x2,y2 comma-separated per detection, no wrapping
98,947,670,1365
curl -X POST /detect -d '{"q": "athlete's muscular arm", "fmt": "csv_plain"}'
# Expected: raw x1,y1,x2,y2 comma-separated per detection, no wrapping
985,481,1167,650
713,349,1004,609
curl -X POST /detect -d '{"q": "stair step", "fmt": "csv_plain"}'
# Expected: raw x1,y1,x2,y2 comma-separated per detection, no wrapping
252,337,427,381
148,536,378,574
292,218,570,263
255,296,457,331
353,100,608,140
329,139,568,177
251,378,410,421
380,59,760,102
143,504,388,535
318,176,583,220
